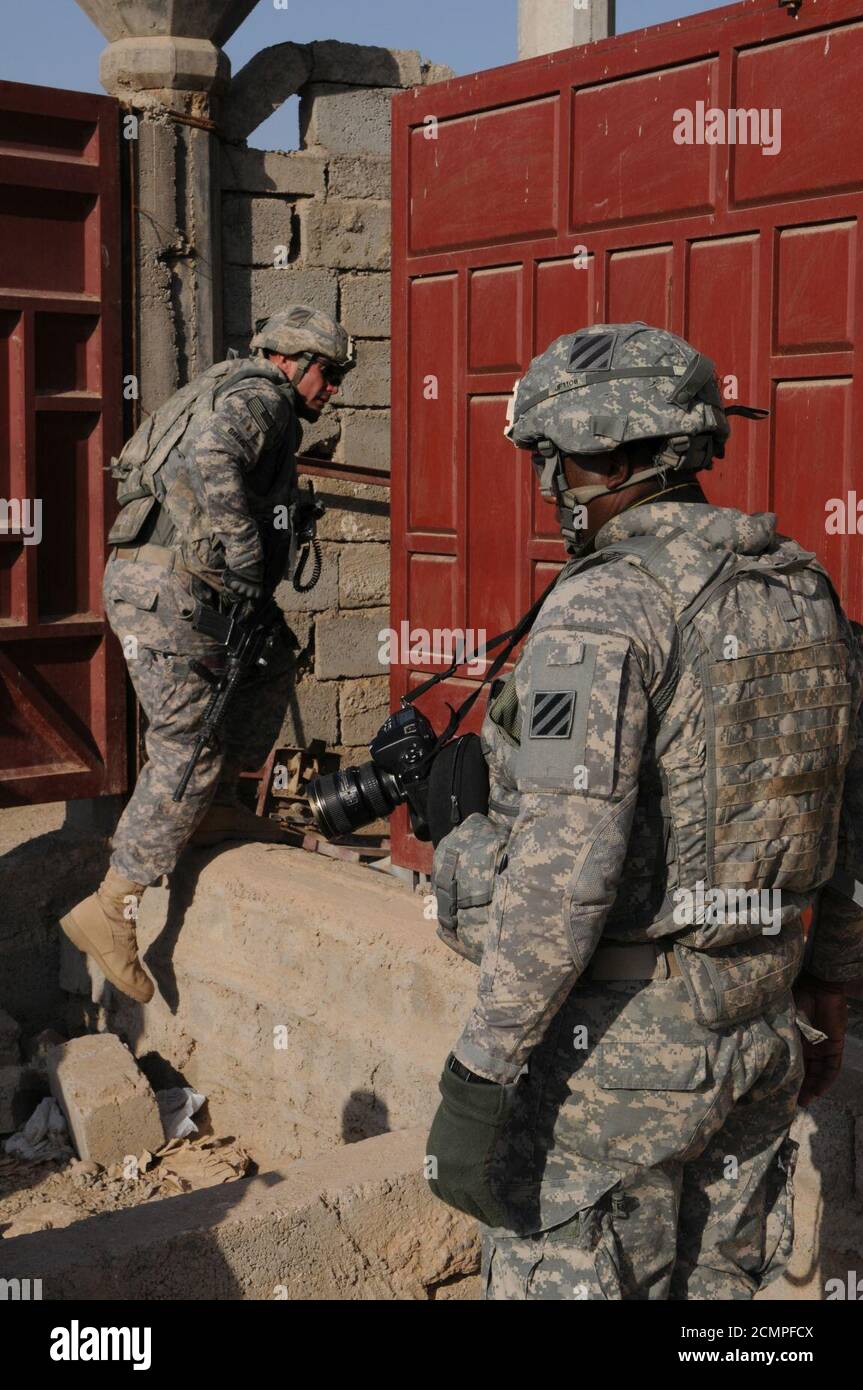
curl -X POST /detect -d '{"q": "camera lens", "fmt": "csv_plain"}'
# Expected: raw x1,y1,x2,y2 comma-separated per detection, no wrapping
307,762,403,838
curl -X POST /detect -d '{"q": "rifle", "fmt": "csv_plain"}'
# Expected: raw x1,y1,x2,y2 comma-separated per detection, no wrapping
173,598,282,803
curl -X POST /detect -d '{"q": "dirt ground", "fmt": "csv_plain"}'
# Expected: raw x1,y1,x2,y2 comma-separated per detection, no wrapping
0,1133,252,1239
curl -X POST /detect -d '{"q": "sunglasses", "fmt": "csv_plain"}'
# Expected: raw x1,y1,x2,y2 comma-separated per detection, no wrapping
315,358,347,386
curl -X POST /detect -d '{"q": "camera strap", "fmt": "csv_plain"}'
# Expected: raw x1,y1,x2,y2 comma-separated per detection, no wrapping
406,571,562,757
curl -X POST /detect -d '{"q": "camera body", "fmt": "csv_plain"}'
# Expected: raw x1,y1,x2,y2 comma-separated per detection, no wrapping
307,704,437,840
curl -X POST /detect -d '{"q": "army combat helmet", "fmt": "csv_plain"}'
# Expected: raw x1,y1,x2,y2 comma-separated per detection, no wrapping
250,304,356,391
505,322,767,545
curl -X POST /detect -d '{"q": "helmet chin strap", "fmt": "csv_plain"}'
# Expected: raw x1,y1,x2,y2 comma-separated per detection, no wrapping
540,437,699,550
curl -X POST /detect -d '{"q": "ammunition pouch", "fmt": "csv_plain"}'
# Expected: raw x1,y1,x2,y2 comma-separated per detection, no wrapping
674,922,805,1029
433,812,509,966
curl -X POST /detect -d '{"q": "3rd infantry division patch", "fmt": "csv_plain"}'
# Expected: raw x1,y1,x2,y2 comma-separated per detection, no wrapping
529,691,576,739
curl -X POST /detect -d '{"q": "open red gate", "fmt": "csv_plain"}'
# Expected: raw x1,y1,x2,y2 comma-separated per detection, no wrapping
0,80,125,807
390,0,863,870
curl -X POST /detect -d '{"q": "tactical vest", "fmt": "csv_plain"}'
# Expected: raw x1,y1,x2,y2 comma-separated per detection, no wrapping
107,358,298,548
569,526,859,950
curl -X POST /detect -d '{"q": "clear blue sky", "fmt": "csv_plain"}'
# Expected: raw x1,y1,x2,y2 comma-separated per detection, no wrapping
1,0,735,149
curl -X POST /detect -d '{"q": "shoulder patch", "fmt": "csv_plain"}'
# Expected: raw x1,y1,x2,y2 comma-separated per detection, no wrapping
529,690,576,739
247,395,276,436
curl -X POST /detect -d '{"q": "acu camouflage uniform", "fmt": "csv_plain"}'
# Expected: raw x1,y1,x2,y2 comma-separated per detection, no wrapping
432,326,863,1300
105,359,303,885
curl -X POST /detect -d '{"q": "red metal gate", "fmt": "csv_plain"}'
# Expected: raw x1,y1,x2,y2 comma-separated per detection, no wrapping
391,0,863,870
0,80,125,806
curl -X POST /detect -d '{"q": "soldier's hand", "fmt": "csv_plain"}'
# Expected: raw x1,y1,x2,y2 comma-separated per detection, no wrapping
223,566,264,605
426,1056,516,1228
794,973,848,1105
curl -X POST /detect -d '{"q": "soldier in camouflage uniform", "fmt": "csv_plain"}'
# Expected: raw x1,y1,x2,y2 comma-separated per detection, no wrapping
60,307,354,1003
426,323,863,1299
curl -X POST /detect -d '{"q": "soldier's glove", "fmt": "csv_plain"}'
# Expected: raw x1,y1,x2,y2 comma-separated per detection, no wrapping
426,1055,517,1228
223,566,265,605
793,972,848,1105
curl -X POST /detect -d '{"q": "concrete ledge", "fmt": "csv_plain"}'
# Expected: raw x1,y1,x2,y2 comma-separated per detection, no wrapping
103,844,474,1164
0,1129,479,1300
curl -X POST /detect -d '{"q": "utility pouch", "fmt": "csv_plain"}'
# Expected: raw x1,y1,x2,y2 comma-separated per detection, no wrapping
433,812,508,965
674,924,805,1030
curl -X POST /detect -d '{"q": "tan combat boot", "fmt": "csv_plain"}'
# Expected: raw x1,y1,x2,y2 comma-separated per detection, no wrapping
60,869,154,1004
190,801,289,847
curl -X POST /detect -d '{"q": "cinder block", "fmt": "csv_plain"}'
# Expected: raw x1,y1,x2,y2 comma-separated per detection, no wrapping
340,272,391,337
47,1034,164,1166
339,544,390,608
316,609,390,679
309,41,424,88
301,200,390,272
336,408,390,473
328,155,390,201
0,1005,20,1067
224,266,338,338
222,195,296,267
422,62,457,86
280,610,313,655
337,340,390,408
340,677,390,745
277,676,339,746
315,477,390,543
300,84,400,157
221,148,326,197
297,410,341,459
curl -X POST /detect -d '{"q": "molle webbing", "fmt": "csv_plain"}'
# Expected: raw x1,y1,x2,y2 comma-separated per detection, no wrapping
488,673,523,744
707,638,851,890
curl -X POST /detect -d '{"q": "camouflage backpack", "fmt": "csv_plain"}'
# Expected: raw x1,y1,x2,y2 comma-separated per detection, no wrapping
107,357,296,547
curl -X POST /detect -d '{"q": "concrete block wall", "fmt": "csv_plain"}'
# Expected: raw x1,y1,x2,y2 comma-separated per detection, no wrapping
220,47,453,760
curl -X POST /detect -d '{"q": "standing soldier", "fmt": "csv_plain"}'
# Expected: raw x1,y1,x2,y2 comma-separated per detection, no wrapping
61,307,354,1004
426,323,863,1299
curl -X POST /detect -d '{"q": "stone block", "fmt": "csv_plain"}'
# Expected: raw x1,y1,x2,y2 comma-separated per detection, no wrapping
316,609,390,679
47,1035,164,1167
421,61,457,86
336,408,390,474
337,340,390,408
221,147,326,197
223,266,338,338
339,544,390,608
301,84,399,157
0,1006,20,1067
309,42,424,89
297,410,341,459
280,611,313,656
340,272,391,337
315,477,390,543
277,676,339,746
222,195,295,267
340,677,390,745
328,155,390,201
301,200,390,272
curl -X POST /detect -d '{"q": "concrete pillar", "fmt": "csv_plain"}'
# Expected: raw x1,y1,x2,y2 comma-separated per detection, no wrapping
518,0,615,59
74,1,261,411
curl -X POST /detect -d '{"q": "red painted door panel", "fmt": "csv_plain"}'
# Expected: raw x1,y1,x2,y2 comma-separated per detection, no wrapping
0,80,124,805
392,0,863,870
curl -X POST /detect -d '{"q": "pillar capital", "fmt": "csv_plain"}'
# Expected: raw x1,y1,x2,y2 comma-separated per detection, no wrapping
75,1,261,99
